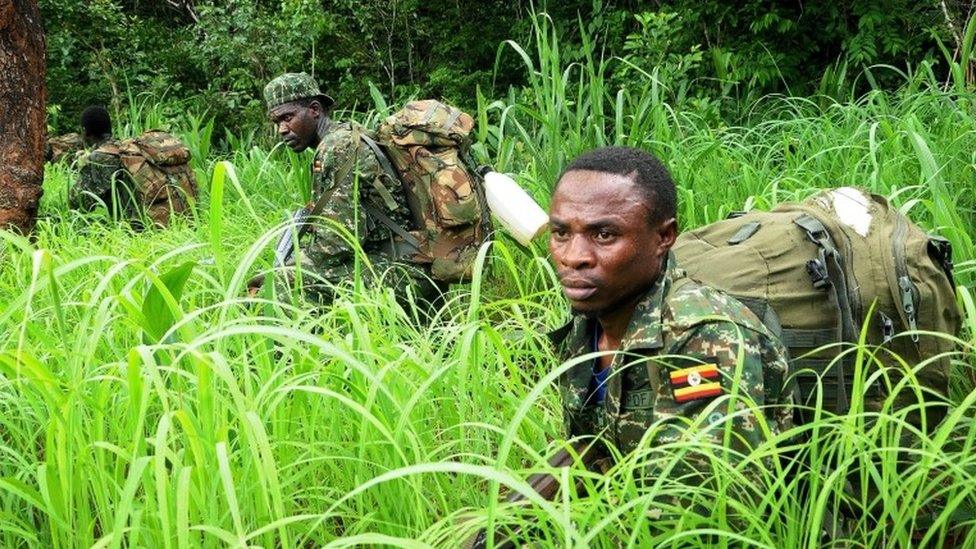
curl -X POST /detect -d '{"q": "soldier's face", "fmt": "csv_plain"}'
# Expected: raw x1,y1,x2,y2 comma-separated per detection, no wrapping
269,102,320,152
549,170,676,319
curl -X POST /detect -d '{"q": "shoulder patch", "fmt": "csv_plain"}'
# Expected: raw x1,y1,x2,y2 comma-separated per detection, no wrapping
669,361,720,387
674,381,723,403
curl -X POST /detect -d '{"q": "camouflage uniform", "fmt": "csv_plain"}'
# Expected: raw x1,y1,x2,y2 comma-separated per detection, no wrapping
265,73,436,304
289,122,435,303
551,254,793,477
70,137,140,221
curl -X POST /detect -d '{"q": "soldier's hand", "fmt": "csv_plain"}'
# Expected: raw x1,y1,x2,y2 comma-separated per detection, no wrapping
246,274,265,297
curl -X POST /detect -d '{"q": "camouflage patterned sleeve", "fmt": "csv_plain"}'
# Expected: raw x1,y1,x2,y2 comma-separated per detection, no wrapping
70,151,125,212
302,129,384,276
649,321,790,467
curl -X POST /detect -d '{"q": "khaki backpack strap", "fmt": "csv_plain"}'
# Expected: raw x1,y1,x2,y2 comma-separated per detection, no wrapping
794,213,856,414
441,108,463,131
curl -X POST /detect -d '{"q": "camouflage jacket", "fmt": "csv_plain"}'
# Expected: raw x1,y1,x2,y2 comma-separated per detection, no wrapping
551,254,793,466
284,122,430,302
70,138,139,219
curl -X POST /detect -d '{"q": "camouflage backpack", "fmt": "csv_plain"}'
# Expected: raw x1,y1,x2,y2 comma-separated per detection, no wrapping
99,130,199,227
363,100,491,282
46,132,84,163
673,188,960,427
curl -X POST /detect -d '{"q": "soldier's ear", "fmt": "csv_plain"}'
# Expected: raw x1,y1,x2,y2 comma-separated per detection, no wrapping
657,217,677,250
308,100,325,118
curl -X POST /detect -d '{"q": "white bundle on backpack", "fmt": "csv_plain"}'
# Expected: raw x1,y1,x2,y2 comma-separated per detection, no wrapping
483,171,549,246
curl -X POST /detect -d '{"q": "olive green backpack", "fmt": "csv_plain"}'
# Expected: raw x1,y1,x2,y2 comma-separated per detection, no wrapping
673,188,959,426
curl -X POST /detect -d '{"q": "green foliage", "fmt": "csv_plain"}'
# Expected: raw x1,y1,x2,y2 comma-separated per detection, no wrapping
139,260,196,344
41,0,969,139
7,5,976,546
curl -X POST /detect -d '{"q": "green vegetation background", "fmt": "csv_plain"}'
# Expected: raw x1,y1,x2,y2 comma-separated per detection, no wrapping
43,0,973,136
1,1,974,547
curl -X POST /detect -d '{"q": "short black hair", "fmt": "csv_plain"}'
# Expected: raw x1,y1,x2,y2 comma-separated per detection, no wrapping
80,105,112,138
558,146,677,225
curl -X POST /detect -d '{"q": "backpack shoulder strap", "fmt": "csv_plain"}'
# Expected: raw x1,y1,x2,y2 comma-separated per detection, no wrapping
360,132,399,182
357,131,423,253
793,212,856,413
362,202,423,254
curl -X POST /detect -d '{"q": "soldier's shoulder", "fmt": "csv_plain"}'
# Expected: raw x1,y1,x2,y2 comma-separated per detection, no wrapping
79,142,122,169
92,138,123,156
317,122,359,152
664,274,766,335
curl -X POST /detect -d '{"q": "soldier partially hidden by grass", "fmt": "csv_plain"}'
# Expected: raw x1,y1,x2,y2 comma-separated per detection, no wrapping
465,147,797,548
70,106,197,228
548,146,794,477
259,72,441,305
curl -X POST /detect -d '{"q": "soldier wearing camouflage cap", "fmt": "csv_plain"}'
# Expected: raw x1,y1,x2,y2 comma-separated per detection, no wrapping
262,72,437,305
548,146,793,483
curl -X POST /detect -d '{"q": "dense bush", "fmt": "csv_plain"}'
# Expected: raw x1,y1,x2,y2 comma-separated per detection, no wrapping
42,1,972,137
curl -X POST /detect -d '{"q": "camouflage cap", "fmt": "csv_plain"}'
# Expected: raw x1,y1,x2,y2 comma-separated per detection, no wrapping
263,72,335,110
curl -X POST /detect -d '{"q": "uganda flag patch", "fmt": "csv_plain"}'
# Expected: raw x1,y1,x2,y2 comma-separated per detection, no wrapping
674,382,723,403
670,363,722,403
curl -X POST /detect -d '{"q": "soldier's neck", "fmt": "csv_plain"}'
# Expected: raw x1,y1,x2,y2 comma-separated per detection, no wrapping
596,302,639,353
312,116,333,148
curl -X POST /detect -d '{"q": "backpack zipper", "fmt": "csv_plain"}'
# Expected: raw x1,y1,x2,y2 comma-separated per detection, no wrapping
880,311,895,344
892,214,920,343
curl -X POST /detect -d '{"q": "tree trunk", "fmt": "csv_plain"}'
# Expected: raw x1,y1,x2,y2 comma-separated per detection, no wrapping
0,0,45,234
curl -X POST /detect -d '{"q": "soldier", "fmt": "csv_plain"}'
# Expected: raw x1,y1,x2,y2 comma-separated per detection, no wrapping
261,72,439,305
548,146,793,480
45,104,108,164
69,105,133,218
70,106,197,227
80,105,113,148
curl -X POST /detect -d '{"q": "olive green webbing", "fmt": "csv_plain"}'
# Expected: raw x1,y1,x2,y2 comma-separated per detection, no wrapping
792,213,856,414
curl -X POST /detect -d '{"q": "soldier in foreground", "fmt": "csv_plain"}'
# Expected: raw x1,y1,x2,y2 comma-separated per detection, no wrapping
464,147,795,547
70,105,197,227
259,72,439,305
548,146,793,475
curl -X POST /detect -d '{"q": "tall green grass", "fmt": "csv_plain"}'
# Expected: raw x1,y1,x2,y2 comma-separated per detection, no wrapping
0,12,974,548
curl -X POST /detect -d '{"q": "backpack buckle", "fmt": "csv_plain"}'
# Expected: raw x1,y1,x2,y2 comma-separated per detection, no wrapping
806,259,831,290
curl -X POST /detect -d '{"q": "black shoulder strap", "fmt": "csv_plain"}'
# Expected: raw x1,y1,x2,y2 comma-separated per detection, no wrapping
362,202,423,253
359,132,401,184
356,131,424,253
